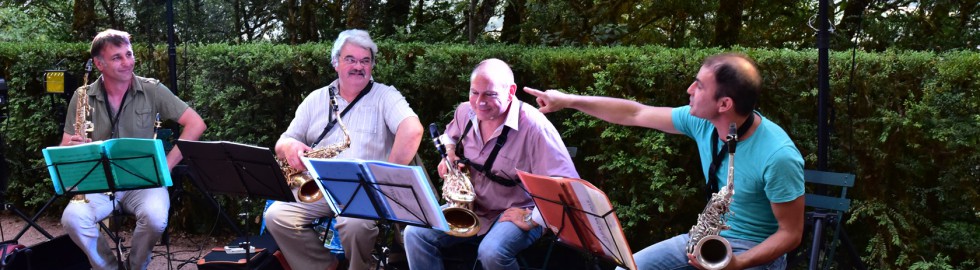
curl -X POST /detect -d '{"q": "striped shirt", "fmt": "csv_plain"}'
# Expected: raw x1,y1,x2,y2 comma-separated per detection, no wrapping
281,80,418,161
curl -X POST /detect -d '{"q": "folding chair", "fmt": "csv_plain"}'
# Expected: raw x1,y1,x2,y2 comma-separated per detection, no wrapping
798,170,855,270
99,164,188,270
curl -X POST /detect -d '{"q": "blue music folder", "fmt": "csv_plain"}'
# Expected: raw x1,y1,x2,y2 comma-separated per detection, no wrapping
302,158,449,231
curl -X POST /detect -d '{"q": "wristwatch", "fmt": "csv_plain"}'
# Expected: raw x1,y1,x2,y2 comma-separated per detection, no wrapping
523,211,533,224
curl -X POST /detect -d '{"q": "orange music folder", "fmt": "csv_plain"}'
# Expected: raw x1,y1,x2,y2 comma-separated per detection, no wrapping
517,170,637,270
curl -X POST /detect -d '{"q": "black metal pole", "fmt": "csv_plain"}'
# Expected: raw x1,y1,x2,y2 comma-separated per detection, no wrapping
817,0,830,171
166,0,178,95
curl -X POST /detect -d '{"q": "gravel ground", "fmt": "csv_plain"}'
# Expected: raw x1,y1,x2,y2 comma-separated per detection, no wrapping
0,211,236,270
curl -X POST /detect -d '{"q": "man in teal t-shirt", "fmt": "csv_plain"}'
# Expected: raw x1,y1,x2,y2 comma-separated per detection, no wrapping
525,53,804,270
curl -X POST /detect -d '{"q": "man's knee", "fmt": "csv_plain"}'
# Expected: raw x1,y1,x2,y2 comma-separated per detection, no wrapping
61,206,96,230
263,205,288,233
477,241,511,265
335,218,377,236
137,210,169,233
403,226,424,245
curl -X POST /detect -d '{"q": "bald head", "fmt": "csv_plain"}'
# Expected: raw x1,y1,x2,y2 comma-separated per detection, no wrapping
468,59,517,121
471,58,515,87
702,53,761,116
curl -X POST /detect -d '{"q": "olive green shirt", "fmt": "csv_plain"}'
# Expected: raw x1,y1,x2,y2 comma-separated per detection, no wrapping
64,75,189,140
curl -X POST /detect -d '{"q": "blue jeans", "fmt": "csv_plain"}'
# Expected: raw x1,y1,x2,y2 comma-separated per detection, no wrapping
626,234,786,270
404,219,544,270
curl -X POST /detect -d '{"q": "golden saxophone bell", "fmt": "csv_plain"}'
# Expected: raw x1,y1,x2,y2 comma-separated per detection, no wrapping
441,171,480,237
429,123,481,237
287,171,324,203
278,85,350,203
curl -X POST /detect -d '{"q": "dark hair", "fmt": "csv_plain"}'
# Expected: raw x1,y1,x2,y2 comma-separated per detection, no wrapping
703,53,761,116
90,29,132,59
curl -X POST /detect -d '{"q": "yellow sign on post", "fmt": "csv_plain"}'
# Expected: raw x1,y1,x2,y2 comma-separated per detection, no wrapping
45,70,67,94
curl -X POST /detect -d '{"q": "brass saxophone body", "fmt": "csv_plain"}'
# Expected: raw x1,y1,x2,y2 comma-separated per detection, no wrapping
429,123,480,237
70,59,95,204
687,122,738,270
277,86,350,203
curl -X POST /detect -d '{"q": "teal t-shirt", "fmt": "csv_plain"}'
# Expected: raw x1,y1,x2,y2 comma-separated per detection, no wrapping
672,106,804,243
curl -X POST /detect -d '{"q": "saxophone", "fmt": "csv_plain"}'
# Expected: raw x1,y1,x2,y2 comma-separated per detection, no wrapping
69,59,95,204
687,122,738,269
277,86,351,203
429,123,480,237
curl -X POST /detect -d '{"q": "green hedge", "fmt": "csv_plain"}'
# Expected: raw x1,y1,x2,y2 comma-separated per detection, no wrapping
1,42,977,269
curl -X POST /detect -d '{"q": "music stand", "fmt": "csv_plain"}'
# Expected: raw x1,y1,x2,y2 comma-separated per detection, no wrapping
302,158,447,270
175,140,295,268
42,138,171,270
517,170,637,270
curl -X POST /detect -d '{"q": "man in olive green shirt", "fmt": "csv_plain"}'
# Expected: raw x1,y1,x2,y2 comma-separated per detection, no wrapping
60,29,207,270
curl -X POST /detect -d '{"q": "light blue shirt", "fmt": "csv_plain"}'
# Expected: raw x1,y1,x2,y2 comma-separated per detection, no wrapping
672,106,804,242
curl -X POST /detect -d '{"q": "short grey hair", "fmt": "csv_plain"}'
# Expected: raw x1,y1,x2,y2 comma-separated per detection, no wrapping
330,29,378,68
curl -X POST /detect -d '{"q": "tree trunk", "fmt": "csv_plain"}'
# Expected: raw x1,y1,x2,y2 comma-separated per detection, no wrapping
712,0,743,47
468,0,477,44
284,0,298,44
381,0,411,36
836,0,872,42
347,0,371,29
98,0,123,31
302,0,320,42
501,0,525,44
468,0,499,43
414,0,425,26
71,0,97,42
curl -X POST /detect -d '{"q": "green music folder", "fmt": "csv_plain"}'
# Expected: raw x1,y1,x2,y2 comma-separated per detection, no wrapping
43,138,172,195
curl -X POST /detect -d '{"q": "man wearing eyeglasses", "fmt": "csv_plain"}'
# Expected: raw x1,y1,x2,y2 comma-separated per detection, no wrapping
266,29,424,270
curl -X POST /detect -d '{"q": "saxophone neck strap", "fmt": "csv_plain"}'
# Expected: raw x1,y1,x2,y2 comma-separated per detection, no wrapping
312,81,372,148
706,112,754,200
101,87,132,139
454,105,519,187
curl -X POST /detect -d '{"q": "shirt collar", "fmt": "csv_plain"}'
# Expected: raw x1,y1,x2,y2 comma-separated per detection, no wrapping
502,97,521,132
468,97,522,135
88,74,142,100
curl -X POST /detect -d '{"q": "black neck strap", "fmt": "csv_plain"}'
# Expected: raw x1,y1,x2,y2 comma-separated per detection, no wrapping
454,103,521,187
706,112,754,199
101,84,131,139
312,81,372,148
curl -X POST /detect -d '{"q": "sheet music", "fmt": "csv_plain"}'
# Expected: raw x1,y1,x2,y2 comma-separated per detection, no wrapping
103,139,172,189
568,181,635,269
518,170,638,270
43,142,106,194
365,162,449,231
303,158,449,230
43,138,171,194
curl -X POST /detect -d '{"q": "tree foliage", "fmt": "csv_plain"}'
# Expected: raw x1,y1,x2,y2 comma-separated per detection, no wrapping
2,0,976,51
1,42,978,268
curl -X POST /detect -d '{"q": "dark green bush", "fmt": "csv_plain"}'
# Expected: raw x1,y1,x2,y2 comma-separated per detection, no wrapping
1,42,977,269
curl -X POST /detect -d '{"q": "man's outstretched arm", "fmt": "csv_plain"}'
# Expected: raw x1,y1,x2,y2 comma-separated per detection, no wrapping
523,87,679,134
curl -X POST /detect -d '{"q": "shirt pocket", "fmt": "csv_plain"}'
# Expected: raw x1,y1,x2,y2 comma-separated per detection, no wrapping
491,152,520,180
135,107,154,129
347,105,378,134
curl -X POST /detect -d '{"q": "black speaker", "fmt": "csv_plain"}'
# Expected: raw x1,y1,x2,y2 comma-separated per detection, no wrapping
1,235,89,270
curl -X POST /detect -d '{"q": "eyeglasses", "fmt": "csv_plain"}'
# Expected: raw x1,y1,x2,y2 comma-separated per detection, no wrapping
342,56,373,67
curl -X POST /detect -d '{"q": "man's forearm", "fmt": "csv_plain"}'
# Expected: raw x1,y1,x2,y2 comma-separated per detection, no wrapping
388,117,423,165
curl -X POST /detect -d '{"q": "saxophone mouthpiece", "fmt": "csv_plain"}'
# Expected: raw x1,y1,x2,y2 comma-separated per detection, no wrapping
429,123,447,158
727,122,737,153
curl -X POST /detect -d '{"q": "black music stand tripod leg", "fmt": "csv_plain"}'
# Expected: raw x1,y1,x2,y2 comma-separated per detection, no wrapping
6,193,58,242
